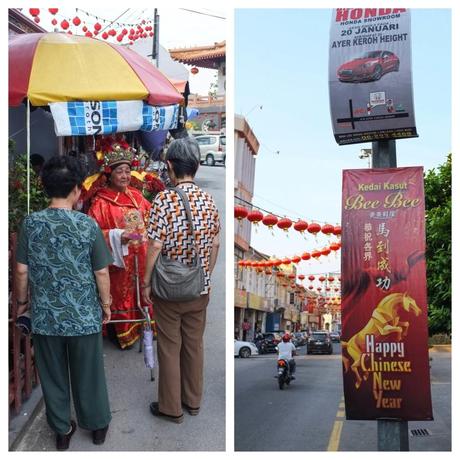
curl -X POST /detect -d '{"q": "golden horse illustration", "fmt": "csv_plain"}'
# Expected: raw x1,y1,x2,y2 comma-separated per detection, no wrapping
341,292,421,389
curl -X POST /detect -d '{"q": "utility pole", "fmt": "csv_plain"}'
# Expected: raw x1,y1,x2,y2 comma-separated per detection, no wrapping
372,138,409,451
150,8,160,67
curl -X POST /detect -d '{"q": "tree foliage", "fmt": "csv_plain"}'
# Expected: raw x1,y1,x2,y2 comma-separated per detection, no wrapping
424,153,451,335
9,143,49,234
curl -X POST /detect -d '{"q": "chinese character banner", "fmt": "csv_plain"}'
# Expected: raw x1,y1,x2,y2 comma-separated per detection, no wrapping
341,167,432,420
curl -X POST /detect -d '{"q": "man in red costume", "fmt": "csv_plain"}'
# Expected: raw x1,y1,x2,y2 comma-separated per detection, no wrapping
88,139,153,349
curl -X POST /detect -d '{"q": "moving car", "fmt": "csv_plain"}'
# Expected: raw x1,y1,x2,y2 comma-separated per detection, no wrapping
195,134,226,166
306,331,333,355
337,50,400,82
234,339,259,358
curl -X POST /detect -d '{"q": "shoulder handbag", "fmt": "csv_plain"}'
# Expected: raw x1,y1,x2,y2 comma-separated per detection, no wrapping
150,186,205,302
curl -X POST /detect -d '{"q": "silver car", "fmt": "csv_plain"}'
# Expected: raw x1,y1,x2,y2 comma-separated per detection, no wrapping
195,134,226,166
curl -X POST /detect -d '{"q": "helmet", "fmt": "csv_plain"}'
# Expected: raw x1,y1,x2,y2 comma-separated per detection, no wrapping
282,333,291,342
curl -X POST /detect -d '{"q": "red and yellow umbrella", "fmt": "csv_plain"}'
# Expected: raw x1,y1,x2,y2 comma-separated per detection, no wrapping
9,33,183,107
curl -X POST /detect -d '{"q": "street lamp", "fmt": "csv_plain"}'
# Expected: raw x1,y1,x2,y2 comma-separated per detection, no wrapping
359,148,372,168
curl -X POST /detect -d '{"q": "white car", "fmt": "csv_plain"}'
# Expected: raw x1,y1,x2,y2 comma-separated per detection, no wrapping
234,339,259,358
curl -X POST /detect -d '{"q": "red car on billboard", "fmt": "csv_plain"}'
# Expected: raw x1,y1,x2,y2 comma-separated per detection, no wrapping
337,50,400,82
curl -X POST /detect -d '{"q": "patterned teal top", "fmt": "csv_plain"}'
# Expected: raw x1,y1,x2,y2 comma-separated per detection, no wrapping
16,209,113,336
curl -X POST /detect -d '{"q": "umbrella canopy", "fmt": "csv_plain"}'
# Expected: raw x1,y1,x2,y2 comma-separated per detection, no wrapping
9,32,183,107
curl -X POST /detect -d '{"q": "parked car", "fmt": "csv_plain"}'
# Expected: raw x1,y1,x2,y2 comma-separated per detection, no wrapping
234,339,259,358
306,331,333,355
337,50,400,82
330,331,341,343
195,134,226,166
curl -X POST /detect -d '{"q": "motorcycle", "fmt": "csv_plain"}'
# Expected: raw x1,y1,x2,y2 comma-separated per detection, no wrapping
277,358,292,390
254,338,269,354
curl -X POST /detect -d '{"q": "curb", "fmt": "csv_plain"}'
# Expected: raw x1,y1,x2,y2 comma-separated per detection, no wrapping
9,388,44,451
430,344,452,353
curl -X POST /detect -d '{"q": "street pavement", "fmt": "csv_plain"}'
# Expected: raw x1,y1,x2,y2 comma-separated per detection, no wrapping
235,344,451,451
12,164,226,452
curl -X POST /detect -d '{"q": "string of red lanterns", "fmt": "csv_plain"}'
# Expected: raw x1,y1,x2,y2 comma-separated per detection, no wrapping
234,203,341,239
26,8,155,44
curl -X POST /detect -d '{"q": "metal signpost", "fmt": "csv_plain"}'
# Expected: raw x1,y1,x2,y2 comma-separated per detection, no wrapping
372,138,409,451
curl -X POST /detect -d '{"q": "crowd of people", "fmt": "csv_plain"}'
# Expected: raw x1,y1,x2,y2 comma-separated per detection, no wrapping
14,136,220,450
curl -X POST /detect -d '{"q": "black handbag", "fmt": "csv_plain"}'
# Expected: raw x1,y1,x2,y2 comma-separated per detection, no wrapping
150,187,205,302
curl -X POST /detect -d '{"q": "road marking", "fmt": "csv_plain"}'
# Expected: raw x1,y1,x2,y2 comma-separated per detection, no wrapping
327,420,343,451
327,397,345,451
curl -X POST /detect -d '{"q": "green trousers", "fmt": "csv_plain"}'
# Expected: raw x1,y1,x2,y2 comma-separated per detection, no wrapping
33,333,112,435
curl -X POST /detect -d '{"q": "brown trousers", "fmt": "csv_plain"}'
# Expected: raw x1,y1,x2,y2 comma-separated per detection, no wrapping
153,294,210,416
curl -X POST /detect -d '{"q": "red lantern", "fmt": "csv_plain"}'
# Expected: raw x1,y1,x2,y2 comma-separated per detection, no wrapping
317,287,322,292
191,67,199,75
294,219,308,233
328,276,334,283
326,287,331,292
330,242,340,252
262,214,278,229
72,16,81,26
238,260,244,267
307,222,321,235
51,18,57,26
234,206,249,221
108,29,117,36
276,272,285,278
277,217,293,232
272,259,282,267
321,247,331,257
334,288,340,292
265,270,272,276
288,274,296,280
308,275,315,281
149,32,154,37
48,8,59,15
311,250,321,259
29,9,40,17
319,276,326,282
130,28,135,35
291,255,301,264
85,31,93,38
301,252,311,261
34,17,40,23
102,32,109,40
298,275,305,281
60,20,69,30
94,22,102,31
333,225,342,237
122,28,128,35
117,34,124,42
247,210,264,225
281,258,291,265
321,223,334,235
82,25,88,32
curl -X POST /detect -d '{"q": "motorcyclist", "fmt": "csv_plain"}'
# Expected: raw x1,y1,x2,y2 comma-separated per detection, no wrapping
276,333,297,379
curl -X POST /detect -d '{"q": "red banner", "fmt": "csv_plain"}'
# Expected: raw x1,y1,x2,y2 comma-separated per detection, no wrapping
341,167,433,420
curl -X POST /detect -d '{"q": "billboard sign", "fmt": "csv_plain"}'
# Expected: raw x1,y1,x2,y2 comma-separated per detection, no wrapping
329,9,418,145
341,167,432,420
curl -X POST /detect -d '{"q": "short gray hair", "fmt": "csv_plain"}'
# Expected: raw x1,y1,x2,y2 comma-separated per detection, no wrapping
165,137,200,178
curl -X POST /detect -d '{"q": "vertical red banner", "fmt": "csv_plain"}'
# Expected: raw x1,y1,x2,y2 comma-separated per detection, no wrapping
341,167,433,420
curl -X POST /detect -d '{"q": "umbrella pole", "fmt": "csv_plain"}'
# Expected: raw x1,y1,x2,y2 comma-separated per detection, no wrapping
26,98,30,215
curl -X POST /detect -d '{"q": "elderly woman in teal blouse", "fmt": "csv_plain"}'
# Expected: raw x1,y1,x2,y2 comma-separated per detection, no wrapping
15,156,113,451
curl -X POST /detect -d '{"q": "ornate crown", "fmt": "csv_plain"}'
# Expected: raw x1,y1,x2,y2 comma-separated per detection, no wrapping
96,136,140,173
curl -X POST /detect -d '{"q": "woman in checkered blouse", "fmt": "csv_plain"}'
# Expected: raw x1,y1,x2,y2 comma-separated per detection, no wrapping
142,137,220,424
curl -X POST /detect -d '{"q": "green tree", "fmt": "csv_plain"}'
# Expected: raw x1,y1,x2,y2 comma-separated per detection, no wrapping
9,145,49,234
424,153,451,335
